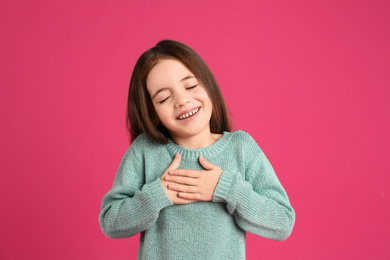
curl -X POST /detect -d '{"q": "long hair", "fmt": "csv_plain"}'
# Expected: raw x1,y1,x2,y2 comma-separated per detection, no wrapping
127,39,231,144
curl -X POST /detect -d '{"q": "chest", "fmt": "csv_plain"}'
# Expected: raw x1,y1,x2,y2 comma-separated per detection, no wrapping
143,151,247,183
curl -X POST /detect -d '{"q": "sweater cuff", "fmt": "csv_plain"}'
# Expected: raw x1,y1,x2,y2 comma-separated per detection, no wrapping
212,170,234,203
142,178,174,212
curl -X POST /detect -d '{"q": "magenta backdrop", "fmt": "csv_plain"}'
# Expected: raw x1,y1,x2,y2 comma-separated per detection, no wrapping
1,1,389,259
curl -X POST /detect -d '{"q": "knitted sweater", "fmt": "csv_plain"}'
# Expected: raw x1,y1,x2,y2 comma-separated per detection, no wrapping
99,131,295,260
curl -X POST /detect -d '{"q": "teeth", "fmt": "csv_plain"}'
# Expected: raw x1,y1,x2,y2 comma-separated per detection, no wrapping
178,108,199,120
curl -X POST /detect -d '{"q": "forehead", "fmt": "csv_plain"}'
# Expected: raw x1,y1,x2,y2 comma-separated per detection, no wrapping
146,59,194,90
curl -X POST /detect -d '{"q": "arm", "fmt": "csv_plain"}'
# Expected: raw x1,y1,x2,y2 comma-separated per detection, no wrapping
99,145,173,239
213,143,295,241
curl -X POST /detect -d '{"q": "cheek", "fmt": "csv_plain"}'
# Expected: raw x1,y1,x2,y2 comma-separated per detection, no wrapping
197,87,212,106
201,93,213,111
154,105,171,122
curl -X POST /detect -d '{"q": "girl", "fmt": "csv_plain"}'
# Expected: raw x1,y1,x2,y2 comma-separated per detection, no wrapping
99,40,295,260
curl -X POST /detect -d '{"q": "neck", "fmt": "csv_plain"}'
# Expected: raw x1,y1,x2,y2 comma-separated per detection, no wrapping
172,131,219,150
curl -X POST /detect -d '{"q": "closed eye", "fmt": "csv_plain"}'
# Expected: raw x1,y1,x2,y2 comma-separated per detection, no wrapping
186,84,198,90
159,96,170,104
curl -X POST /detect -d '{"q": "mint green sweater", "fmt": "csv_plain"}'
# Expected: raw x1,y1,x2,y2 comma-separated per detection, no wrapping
99,131,295,259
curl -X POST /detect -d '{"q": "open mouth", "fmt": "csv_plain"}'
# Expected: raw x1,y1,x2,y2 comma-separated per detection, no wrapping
177,107,200,120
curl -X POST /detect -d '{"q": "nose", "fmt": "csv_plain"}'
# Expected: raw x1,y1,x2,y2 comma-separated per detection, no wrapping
174,91,190,108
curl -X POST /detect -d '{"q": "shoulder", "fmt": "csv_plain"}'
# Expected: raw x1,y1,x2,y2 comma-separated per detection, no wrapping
229,131,275,177
229,130,252,139
228,130,261,149
227,130,265,161
131,133,161,148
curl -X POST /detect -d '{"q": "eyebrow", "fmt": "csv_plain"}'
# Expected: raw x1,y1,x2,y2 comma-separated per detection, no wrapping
151,75,195,100
180,75,195,82
152,88,169,100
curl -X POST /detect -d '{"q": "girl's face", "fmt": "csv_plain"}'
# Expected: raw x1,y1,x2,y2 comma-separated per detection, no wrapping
146,59,213,141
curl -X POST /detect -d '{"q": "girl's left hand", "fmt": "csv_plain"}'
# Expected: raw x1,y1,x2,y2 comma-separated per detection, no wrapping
164,156,223,201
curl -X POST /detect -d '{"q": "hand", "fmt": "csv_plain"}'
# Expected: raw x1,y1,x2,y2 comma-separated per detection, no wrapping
160,153,196,205
165,156,223,201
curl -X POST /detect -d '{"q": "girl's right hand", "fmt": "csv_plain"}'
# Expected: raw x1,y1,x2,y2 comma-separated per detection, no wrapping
160,153,195,205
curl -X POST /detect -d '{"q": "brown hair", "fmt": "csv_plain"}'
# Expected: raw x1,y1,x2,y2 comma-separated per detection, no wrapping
127,39,231,144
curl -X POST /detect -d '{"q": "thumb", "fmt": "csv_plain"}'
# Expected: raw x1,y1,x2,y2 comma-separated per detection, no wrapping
199,156,215,170
168,153,181,171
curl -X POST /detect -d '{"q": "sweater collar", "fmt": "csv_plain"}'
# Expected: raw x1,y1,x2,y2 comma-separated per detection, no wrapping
165,131,232,161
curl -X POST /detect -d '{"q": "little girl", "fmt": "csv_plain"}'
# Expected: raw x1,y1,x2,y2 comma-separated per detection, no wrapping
99,40,295,260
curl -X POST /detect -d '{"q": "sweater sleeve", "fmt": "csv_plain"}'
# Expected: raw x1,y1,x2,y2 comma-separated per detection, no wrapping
99,142,173,239
212,135,295,241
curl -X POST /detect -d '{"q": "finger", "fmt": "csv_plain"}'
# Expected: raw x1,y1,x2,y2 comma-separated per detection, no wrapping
169,169,200,178
168,183,198,193
165,176,198,186
178,192,204,201
199,156,215,170
167,153,181,171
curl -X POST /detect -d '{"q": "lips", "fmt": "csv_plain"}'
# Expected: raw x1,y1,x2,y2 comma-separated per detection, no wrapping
177,107,200,120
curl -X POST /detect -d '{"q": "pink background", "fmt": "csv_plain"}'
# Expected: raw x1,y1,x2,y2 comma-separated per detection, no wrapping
1,1,389,259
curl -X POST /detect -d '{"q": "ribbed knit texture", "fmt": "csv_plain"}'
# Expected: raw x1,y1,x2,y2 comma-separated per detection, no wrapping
99,131,295,260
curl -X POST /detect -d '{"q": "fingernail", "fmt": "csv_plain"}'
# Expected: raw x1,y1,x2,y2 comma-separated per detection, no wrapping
169,171,174,175
165,176,171,181
199,156,204,160
169,184,175,189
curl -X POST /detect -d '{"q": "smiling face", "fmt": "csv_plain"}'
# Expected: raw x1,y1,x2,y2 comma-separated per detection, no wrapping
146,59,213,142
